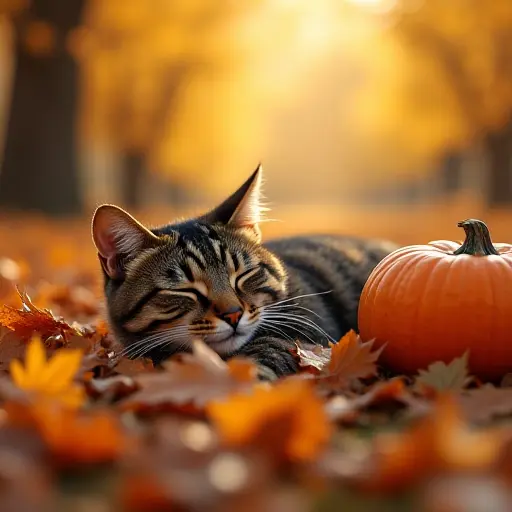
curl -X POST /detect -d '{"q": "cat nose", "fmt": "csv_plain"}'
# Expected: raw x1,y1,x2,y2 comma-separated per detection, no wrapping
217,306,243,329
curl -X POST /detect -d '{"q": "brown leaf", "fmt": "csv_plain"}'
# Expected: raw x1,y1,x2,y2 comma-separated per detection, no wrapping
0,289,80,341
295,343,331,374
320,330,384,390
457,385,512,424
120,339,257,415
353,394,505,493
85,375,139,401
325,378,409,423
415,352,473,393
113,356,155,377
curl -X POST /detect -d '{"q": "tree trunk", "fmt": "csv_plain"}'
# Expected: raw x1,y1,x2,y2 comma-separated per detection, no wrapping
121,150,145,209
485,119,512,207
438,151,463,194
0,0,85,216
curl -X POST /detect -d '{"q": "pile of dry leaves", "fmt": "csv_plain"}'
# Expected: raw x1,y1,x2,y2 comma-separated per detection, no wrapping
1,221,512,511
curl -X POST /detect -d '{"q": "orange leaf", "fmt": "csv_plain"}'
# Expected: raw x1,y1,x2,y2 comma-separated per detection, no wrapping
120,339,257,414
6,401,129,467
357,394,504,493
0,289,80,340
207,378,332,462
323,330,384,389
226,358,259,382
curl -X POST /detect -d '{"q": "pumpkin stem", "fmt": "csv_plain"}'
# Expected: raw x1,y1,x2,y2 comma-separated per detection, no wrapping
453,219,499,256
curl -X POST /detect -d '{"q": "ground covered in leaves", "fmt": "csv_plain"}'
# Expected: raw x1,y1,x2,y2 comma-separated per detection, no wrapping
1,216,512,511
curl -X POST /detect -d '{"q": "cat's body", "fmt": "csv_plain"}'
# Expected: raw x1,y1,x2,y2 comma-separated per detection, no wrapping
231,234,396,376
92,166,398,378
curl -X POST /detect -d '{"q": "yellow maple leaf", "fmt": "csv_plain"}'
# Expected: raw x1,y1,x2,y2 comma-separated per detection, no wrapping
10,335,85,409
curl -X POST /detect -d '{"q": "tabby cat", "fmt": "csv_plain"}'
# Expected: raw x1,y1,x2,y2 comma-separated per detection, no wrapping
92,165,398,379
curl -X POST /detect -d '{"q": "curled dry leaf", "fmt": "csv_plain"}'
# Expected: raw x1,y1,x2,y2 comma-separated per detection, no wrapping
295,343,331,374
295,331,383,389
120,339,257,415
325,378,410,424
207,378,332,463
415,352,473,394
0,289,81,341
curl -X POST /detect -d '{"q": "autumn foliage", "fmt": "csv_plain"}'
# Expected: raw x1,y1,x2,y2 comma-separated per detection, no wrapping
0,247,511,512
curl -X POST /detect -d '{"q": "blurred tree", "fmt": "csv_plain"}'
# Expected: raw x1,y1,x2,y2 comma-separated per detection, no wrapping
79,0,261,208
79,0,335,207
0,0,84,215
392,0,512,206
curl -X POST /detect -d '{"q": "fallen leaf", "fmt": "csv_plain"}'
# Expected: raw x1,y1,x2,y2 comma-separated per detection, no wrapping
120,339,257,415
5,401,130,467
295,343,331,373
325,378,409,423
9,335,85,408
85,374,139,401
457,385,512,424
0,289,80,340
353,394,504,493
112,356,155,377
207,378,332,462
415,352,473,393
319,330,384,390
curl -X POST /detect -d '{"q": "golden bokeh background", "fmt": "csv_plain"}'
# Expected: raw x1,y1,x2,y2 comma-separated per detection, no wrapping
1,0,512,248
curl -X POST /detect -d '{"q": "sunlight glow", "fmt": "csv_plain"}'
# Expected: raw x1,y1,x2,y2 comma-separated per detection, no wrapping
346,0,398,14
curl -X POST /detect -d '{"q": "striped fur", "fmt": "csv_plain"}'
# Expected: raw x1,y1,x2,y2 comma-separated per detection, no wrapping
92,166,398,378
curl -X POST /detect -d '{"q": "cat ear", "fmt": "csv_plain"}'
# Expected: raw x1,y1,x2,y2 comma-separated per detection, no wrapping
92,205,161,280
202,164,266,241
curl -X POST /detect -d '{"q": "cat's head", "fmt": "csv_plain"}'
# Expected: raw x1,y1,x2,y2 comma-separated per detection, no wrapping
91,165,287,362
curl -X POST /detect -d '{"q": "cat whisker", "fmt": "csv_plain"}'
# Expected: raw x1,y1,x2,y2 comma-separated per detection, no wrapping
263,312,336,343
256,320,294,341
257,290,332,310
120,330,183,358
264,303,323,319
137,334,191,360
269,311,334,339
260,316,316,344
129,332,190,359
121,326,190,358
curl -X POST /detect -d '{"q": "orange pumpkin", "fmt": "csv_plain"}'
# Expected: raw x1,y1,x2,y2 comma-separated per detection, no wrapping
358,219,512,380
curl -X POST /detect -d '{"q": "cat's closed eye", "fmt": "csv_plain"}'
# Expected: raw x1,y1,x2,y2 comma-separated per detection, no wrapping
232,267,261,292
158,286,209,304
